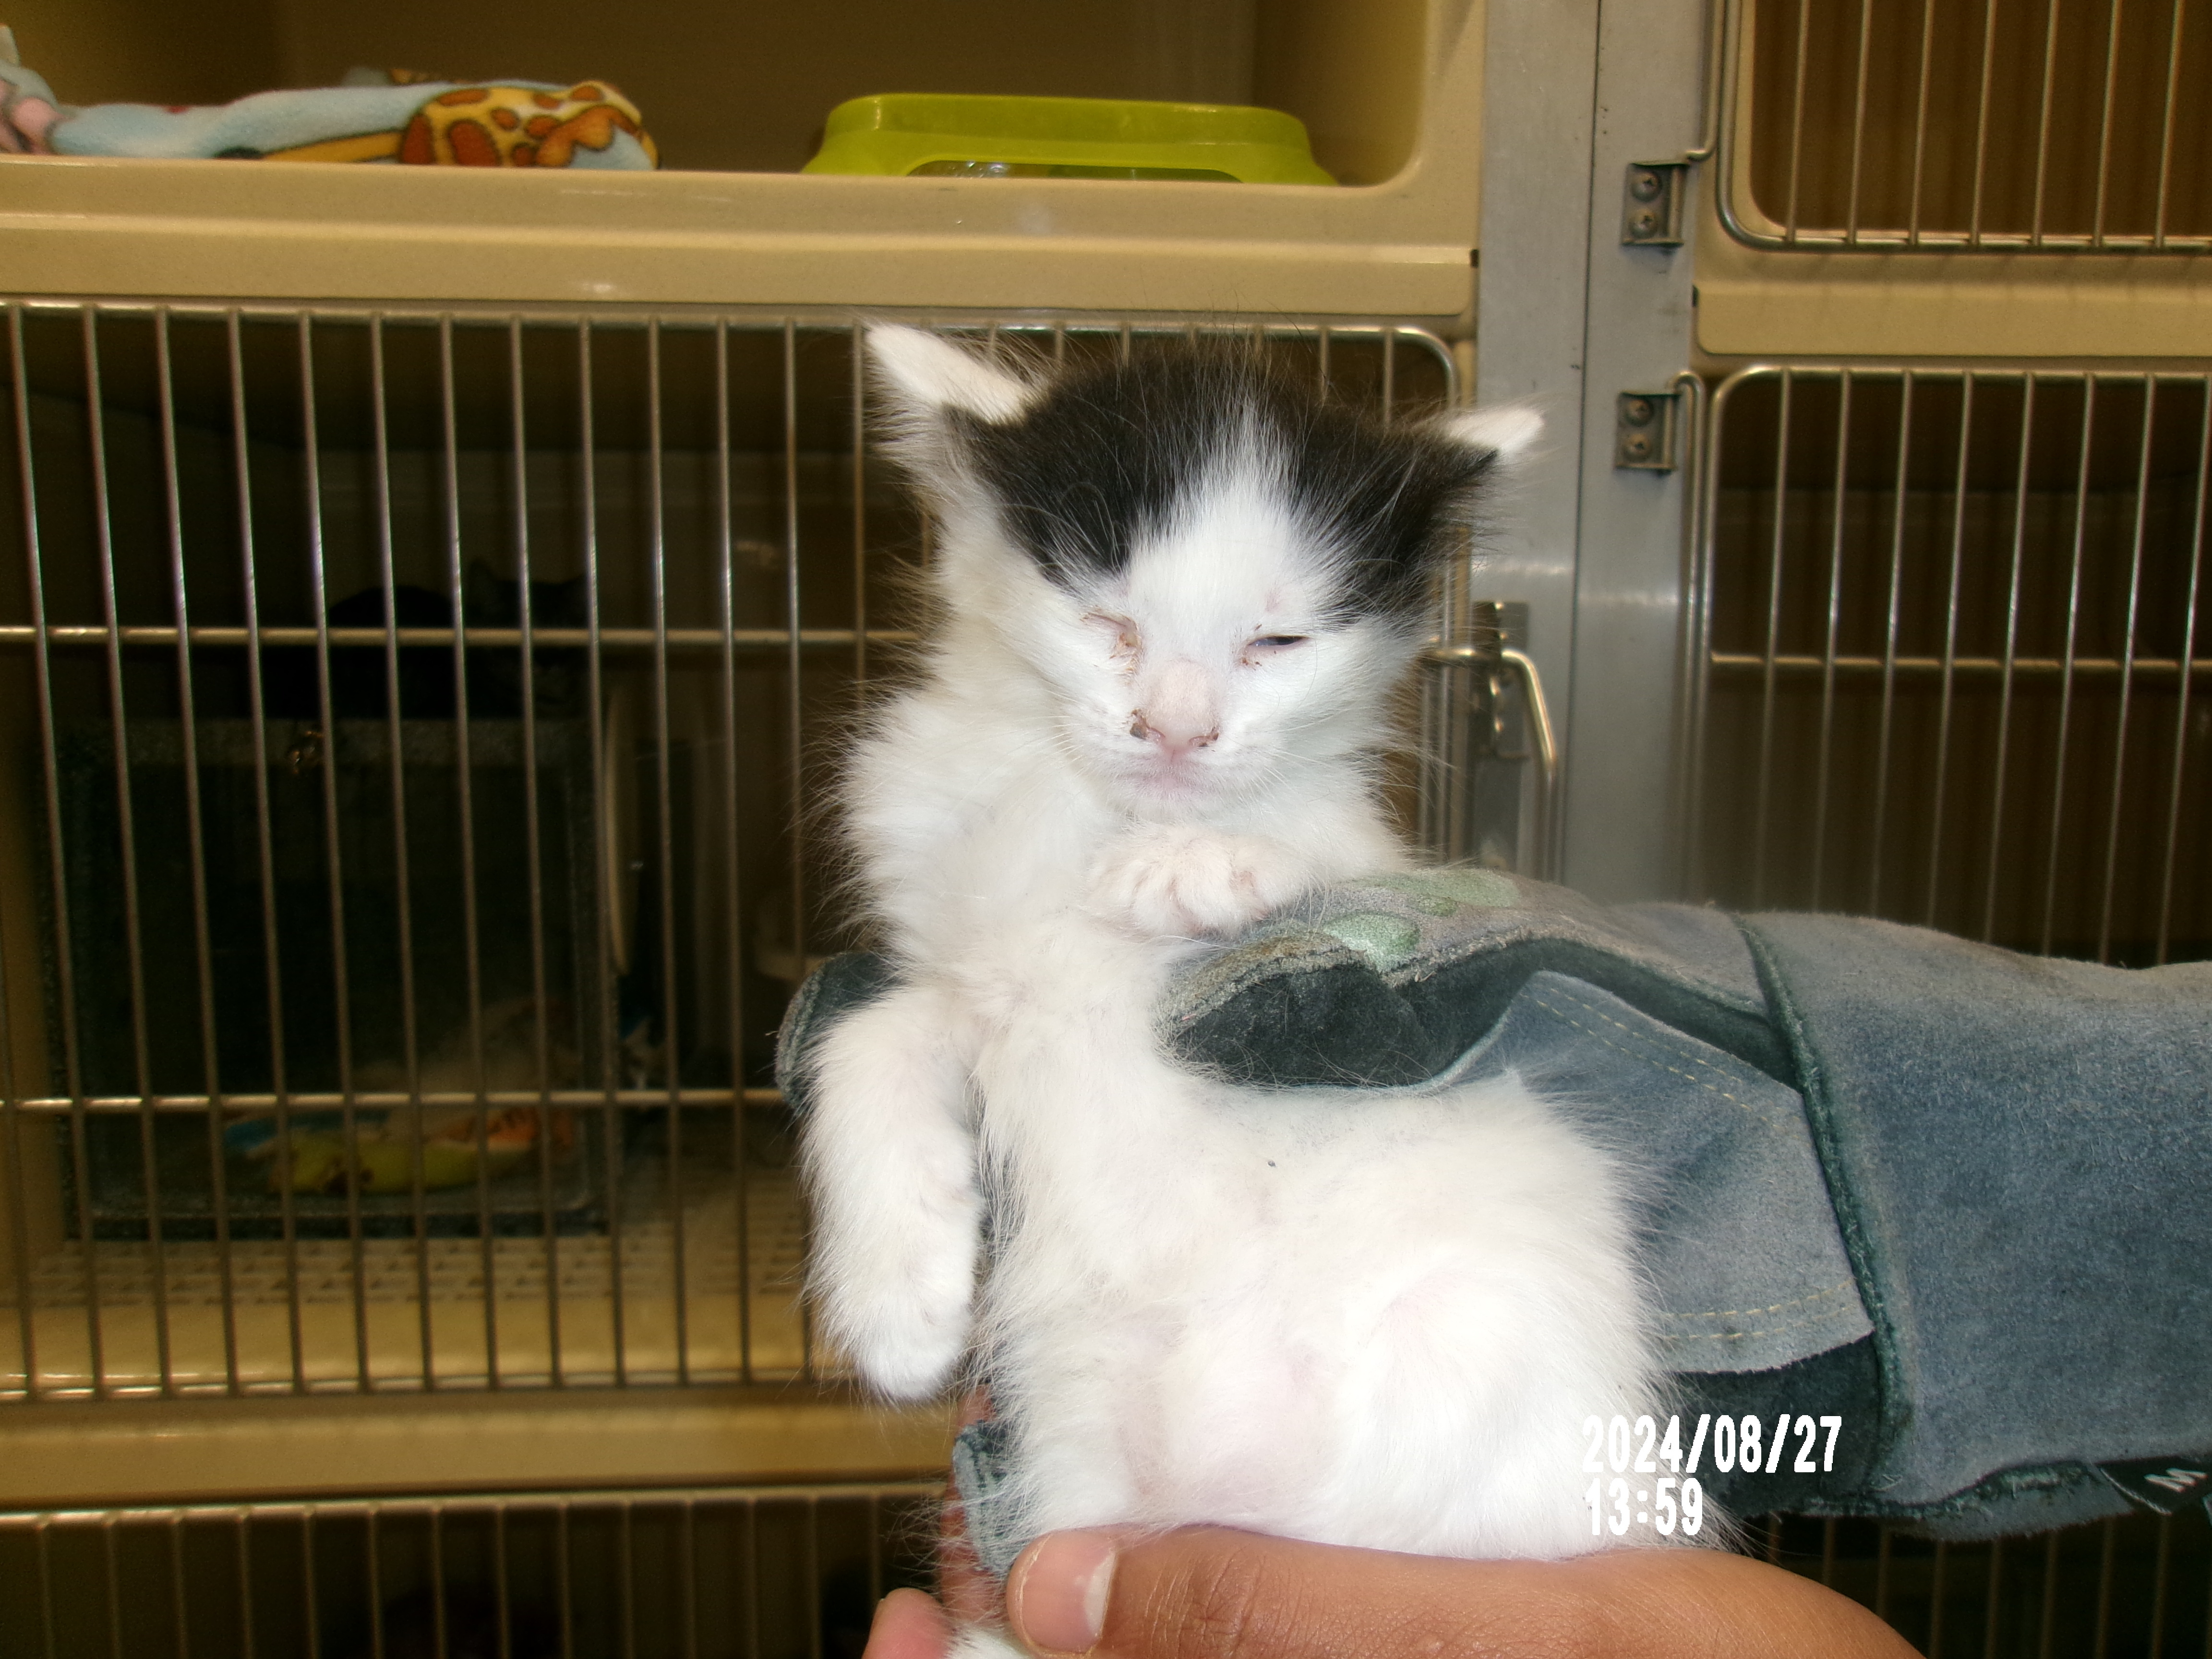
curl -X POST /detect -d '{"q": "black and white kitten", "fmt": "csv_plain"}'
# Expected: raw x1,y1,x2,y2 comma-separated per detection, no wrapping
801,329,1657,1627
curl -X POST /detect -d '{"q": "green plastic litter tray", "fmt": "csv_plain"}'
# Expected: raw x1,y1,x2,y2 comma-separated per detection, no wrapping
802,94,1335,184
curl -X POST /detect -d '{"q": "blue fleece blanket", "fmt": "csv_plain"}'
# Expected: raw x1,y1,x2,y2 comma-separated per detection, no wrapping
0,31,655,167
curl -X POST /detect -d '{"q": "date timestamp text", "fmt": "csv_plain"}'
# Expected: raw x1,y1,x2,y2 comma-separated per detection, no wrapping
1582,1412,1846,1537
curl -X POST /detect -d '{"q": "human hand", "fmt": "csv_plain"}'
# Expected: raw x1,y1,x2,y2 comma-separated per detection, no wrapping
866,1524,1920,1659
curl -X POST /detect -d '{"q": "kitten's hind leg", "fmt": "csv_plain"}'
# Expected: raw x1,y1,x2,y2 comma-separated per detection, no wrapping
801,982,983,1399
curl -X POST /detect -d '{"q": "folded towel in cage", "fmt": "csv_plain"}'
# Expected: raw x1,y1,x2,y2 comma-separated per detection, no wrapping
777,873,2212,1556
223,1105,575,1194
0,30,655,167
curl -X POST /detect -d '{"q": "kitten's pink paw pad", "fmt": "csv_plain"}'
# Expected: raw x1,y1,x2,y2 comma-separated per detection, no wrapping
1091,829,1311,938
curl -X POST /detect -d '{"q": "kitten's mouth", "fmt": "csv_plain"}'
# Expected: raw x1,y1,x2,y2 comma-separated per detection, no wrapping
1124,748,1231,803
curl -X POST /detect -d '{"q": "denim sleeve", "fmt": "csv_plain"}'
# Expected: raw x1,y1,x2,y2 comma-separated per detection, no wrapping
1736,914,2212,1535
781,877,2212,1543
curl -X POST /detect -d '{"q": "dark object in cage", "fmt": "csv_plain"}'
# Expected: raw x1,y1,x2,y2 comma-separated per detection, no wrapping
257,568,595,724
48,714,612,1239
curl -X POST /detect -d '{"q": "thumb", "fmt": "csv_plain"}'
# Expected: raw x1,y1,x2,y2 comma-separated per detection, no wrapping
1005,1527,1603,1659
1002,1526,1919,1659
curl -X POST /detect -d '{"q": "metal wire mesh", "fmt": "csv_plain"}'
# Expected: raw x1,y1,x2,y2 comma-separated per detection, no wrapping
1689,364,2210,964
0,304,1463,1402
1720,0,2212,249
3,1489,2204,1658
0,1480,941,1659
1759,1511,2212,1658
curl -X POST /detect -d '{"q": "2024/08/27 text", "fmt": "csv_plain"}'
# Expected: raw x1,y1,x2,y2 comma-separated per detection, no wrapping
1583,1412,1846,1537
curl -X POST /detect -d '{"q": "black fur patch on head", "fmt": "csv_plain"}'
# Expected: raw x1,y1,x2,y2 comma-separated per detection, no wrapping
957,345,1497,620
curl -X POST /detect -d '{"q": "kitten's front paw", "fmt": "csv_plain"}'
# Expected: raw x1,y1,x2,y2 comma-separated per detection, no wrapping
1092,827,1312,938
817,1208,978,1399
837,1294,973,1399
804,991,983,1401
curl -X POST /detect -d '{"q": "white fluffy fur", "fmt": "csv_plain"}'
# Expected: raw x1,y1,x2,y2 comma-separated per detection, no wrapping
802,327,1659,1571
1437,401,1546,462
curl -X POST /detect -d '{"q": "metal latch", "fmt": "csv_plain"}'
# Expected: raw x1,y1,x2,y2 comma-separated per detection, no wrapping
1614,389,1682,471
1423,602,1560,879
1622,161,1688,246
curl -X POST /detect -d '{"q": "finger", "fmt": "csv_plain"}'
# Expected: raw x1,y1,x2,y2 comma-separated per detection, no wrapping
940,1389,1003,1624
867,1587,957,1659
1006,1528,1135,1655
1004,1527,1921,1659
1006,1528,1601,1659
940,1492,1002,1624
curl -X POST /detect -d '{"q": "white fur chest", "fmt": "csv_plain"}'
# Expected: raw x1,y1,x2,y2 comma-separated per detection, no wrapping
845,683,1117,962
973,1058,1657,1561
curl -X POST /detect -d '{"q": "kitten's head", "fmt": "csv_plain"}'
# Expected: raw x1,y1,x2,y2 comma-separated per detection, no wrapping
868,325,1538,812
462,562,589,628
462,563,590,717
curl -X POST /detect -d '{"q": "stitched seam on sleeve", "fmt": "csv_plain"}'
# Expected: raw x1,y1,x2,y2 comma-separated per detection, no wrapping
1653,1296,1868,1342
1541,981,1773,1095
1527,987,1789,1130
1656,1278,1856,1321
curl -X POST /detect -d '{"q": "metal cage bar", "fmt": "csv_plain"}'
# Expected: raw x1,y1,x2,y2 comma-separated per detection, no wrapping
0,304,1470,1403
1760,1512,2212,1657
1693,364,2212,963
0,1483,942,1659
1712,0,2212,252
2,1495,2206,1658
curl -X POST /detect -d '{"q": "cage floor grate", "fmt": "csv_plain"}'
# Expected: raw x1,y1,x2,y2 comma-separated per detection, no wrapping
2,1159,821,1394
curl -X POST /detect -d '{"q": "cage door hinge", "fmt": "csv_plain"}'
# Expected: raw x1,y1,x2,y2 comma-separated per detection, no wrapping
1614,389,1683,470
1622,161,1688,245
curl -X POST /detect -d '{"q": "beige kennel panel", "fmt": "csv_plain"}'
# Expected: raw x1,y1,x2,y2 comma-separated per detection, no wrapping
0,0,1483,322
0,306,1468,1412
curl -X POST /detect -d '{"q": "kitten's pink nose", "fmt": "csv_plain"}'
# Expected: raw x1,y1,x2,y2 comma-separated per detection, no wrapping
1130,661,1220,757
1129,710,1219,755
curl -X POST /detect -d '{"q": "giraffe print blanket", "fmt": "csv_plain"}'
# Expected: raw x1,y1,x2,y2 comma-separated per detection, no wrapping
0,31,657,168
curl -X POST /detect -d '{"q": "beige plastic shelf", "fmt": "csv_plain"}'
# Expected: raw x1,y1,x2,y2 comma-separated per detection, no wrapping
1696,180,2212,365
0,1158,955,1510
0,0,1483,320
0,1386,955,1508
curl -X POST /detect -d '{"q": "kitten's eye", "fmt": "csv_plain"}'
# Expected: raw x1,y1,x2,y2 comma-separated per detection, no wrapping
1085,612,1141,662
1243,635,1309,662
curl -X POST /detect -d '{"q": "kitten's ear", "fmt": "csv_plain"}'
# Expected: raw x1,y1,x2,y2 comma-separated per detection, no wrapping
1432,403,1544,465
865,325,1038,427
